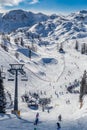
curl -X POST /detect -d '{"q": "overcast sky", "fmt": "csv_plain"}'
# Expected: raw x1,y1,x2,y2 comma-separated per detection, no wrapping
0,0,87,14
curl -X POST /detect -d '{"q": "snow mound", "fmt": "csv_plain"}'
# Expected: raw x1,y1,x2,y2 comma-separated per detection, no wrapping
40,58,58,65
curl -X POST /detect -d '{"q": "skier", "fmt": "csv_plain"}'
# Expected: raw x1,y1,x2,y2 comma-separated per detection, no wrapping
29,49,31,60
47,108,50,113
36,112,39,118
34,112,39,125
35,117,39,125
58,114,62,121
57,122,61,130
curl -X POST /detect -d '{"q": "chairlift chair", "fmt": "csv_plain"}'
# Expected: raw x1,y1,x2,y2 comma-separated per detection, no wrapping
8,78,14,81
21,75,28,81
21,78,28,81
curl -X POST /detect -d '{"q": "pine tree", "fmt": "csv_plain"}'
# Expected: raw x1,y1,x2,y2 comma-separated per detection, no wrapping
81,43,86,54
85,44,87,54
80,70,87,101
20,38,24,47
75,40,79,50
0,70,6,113
29,49,31,59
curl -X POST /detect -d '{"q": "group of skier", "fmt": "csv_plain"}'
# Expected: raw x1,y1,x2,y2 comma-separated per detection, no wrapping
34,113,62,130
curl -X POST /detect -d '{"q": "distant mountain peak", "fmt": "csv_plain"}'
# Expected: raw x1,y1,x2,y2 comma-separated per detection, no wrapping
0,9,49,33
79,10,87,14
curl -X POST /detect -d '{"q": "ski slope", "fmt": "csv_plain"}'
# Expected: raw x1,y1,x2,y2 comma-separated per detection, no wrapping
0,36,87,130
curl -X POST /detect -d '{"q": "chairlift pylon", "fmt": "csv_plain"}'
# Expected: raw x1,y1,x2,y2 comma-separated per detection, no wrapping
21,74,28,81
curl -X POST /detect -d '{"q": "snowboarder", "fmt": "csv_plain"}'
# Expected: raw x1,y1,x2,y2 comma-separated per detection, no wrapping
57,122,61,130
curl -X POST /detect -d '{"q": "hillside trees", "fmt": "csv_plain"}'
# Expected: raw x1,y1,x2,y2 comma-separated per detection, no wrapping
75,41,87,55
75,40,79,50
80,70,87,101
0,70,6,113
81,43,86,54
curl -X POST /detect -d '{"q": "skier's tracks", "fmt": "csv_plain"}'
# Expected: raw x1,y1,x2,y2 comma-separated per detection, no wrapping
56,54,65,82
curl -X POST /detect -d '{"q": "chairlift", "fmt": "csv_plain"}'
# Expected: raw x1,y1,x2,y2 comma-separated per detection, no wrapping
21,75,28,81
8,78,14,81
21,78,28,81
19,69,26,75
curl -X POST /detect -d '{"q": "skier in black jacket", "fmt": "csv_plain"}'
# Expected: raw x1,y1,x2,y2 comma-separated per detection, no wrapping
57,122,61,130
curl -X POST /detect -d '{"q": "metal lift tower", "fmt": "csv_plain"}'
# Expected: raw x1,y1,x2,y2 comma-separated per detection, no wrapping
8,64,27,115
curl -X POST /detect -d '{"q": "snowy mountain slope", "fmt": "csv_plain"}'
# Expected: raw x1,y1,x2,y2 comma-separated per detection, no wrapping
0,9,87,39
3,9,86,50
0,37,87,130
0,40,87,130
0,10,87,130
0,9,49,33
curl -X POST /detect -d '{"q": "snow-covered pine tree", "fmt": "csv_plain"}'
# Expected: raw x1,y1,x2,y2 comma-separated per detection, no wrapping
0,70,6,113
